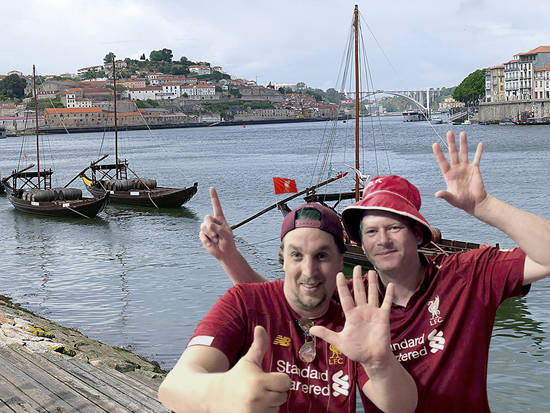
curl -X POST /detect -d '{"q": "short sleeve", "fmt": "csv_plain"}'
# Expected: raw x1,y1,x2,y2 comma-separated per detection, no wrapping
188,287,249,365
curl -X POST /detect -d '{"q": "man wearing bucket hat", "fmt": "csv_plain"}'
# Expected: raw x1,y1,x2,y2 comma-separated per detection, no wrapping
199,130,550,412
160,200,418,412
334,130,550,412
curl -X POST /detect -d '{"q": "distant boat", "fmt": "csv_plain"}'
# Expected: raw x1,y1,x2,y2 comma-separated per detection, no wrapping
430,117,443,124
80,60,198,209
2,65,109,219
402,110,426,122
462,119,472,125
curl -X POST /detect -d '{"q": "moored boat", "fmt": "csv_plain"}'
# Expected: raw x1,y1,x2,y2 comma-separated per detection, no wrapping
229,5,483,269
81,161,197,208
81,60,198,209
2,66,109,219
402,110,426,121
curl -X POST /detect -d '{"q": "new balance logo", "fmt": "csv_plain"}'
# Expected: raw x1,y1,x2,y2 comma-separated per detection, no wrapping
332,370,350,397
273,335,291,347
428,329,445,353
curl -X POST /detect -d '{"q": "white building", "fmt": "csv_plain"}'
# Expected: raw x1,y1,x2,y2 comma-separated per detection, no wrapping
147,73,163,85
504,60,520,101
181,84,216,99
60,91,76,107
127,86,163,100
161,83,181,99
188,65,212,75
77,65,104,77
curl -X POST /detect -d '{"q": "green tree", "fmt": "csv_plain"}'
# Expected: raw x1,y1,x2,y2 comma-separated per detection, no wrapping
150,48,173,62
104,52,115,64
325,88,344,104
196,71,230,82
454,69,485,105
229,88,242,98
171,65,189,75
0,74,27,99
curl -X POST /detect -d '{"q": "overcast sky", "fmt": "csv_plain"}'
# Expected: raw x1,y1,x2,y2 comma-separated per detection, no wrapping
4,0,550,91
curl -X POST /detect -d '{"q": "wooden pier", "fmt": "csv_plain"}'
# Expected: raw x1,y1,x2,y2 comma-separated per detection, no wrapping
0,343,167,412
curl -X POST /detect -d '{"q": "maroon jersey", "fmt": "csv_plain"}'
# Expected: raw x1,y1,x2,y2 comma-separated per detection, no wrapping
189,279,358,413
359,247,527,412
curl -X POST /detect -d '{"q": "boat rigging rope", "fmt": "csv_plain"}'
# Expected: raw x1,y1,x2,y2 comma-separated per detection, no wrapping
147,191,160,209
358,12,448,149
65,205,91,219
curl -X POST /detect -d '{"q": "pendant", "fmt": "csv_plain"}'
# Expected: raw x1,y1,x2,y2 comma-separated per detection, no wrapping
297,317,316,363
298,317,314,333
299,338,316,363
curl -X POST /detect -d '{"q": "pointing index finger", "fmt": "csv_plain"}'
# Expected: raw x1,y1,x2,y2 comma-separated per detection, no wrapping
209,187,226,220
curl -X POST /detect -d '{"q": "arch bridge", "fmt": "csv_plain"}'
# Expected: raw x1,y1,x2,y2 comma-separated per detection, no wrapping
345,89,432,113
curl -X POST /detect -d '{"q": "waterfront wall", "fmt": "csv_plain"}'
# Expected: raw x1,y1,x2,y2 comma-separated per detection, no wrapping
478,99,550,121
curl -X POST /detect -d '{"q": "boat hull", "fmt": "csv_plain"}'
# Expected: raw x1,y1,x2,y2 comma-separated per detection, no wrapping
84,181,198,208
5,192,109,218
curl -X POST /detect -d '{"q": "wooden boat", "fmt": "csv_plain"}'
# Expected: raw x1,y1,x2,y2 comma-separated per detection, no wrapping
230,6,481,267
2,66,108,219
81,161,197,208
80,60,197,209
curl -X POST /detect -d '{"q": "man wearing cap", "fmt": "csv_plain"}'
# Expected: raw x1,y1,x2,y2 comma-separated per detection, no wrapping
199,130,550,412
159,201,417,412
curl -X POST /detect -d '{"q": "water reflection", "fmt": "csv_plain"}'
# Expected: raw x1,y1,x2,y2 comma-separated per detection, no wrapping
494,296,545,348
105,203,197,219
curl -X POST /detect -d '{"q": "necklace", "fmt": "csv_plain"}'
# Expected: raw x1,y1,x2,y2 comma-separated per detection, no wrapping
297,317,316,363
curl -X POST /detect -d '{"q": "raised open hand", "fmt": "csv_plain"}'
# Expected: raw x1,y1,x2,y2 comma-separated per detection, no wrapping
432,131,488,215
199,187,237,260
309,267,393,369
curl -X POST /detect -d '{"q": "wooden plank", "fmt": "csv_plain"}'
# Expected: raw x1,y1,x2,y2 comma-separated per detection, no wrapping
0,400,17,413
37,350,167,412
123,369,163,393
0,369,43,413
0,346,111,413
0,348,72,412
6,347,127,412
87,362,160,399
67,357,167,412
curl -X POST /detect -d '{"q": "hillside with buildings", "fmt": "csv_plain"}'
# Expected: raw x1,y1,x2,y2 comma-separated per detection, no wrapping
0,53,339,134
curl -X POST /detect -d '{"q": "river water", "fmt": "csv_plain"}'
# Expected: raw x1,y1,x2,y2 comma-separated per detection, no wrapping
0,118,549,411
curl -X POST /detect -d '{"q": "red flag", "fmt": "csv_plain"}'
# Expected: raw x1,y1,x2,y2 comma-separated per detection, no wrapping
273,177,297,194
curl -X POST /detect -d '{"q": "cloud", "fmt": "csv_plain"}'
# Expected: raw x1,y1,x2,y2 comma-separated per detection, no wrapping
3,0,550,90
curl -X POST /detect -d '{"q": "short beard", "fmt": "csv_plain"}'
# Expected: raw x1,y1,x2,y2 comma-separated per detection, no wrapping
295,292,326,311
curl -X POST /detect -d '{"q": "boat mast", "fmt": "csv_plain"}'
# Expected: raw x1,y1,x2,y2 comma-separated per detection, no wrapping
112,59,119,179
353,5,360,201
33,64,41,189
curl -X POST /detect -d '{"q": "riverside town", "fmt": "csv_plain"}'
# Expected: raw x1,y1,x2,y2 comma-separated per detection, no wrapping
2,44,550,134
0,50,340,135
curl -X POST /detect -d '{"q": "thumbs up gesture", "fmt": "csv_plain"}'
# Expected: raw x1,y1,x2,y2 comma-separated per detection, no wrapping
219,326,291,413
200,187,237,261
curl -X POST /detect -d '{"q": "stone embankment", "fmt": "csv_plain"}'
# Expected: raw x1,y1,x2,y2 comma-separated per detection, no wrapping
0,294,166,381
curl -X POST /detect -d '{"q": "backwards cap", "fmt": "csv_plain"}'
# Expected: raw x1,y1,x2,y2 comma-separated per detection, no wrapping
281,203,345,251
341,175,432,246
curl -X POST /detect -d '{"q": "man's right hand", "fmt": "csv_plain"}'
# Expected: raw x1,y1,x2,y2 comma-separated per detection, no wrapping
215,326,291,413
200,187,238,261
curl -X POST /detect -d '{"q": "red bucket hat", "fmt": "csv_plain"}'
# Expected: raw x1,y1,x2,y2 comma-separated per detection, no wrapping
281,203,345,251
341,175,432,246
